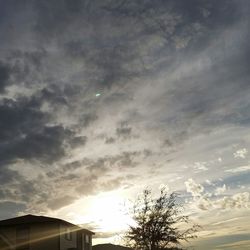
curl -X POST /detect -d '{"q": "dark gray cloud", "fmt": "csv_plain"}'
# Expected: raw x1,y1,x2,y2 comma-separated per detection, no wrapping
116,125,132,139
5,49,47,86
70,135,88,148
0,201,26,220
40,86,68,106
79,113,98,127
0,96,46,139
0,167,19,185
0,170,41,211
0,96,48,164
0,61,10,92
0,95,82,164
47,195,76,210
8,125,70,162
105,137,115,144
29,0,238,92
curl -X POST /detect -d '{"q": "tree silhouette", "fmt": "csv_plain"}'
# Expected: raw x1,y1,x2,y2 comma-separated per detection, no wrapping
125,189,199,250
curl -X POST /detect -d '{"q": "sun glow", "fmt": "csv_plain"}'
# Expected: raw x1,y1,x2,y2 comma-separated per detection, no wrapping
63,191,132,235
89,192,131,232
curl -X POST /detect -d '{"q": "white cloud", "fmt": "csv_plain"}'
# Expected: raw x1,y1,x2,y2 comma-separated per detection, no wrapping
233,148,248,159
217,192,250,209
225,165,250,173
185,179,250,211
215,184,227,196
185,178,204,197
206,179,215,186
194,162,208,172
206,179,212,185
195,192,250,211
197,195,213,210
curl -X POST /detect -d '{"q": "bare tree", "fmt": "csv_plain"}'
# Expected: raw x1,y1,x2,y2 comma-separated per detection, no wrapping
125,189,199,250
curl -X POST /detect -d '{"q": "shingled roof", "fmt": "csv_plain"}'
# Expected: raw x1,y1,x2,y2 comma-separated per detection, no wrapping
0,214,94,234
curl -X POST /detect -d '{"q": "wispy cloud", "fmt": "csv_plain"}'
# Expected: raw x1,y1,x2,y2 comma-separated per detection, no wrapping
226,165,250,173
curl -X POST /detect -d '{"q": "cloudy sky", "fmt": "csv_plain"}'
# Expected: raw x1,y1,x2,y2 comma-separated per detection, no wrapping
0,0,249,249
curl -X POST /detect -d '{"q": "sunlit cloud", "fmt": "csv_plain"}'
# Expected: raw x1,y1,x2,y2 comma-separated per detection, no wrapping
234,148,248,159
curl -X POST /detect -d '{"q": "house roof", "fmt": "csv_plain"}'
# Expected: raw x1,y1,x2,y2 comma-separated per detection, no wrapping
0,214,94,234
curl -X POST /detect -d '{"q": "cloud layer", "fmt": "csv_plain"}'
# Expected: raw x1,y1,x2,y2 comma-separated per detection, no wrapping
0,0,250,248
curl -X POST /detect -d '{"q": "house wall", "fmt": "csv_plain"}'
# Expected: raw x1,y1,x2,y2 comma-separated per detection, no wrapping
0,221,92,250
59,223,77,250
29,222,59,250
0,226,17,249
0,237,12,250
77,231,81,250
0,223,59,250
78,232,93,250
85,233,92,250
89,234,92,250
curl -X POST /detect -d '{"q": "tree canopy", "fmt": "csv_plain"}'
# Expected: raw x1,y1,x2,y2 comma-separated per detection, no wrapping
125,188,199,250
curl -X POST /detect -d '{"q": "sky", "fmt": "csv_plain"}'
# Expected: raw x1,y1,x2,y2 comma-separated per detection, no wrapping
0,0,249,249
